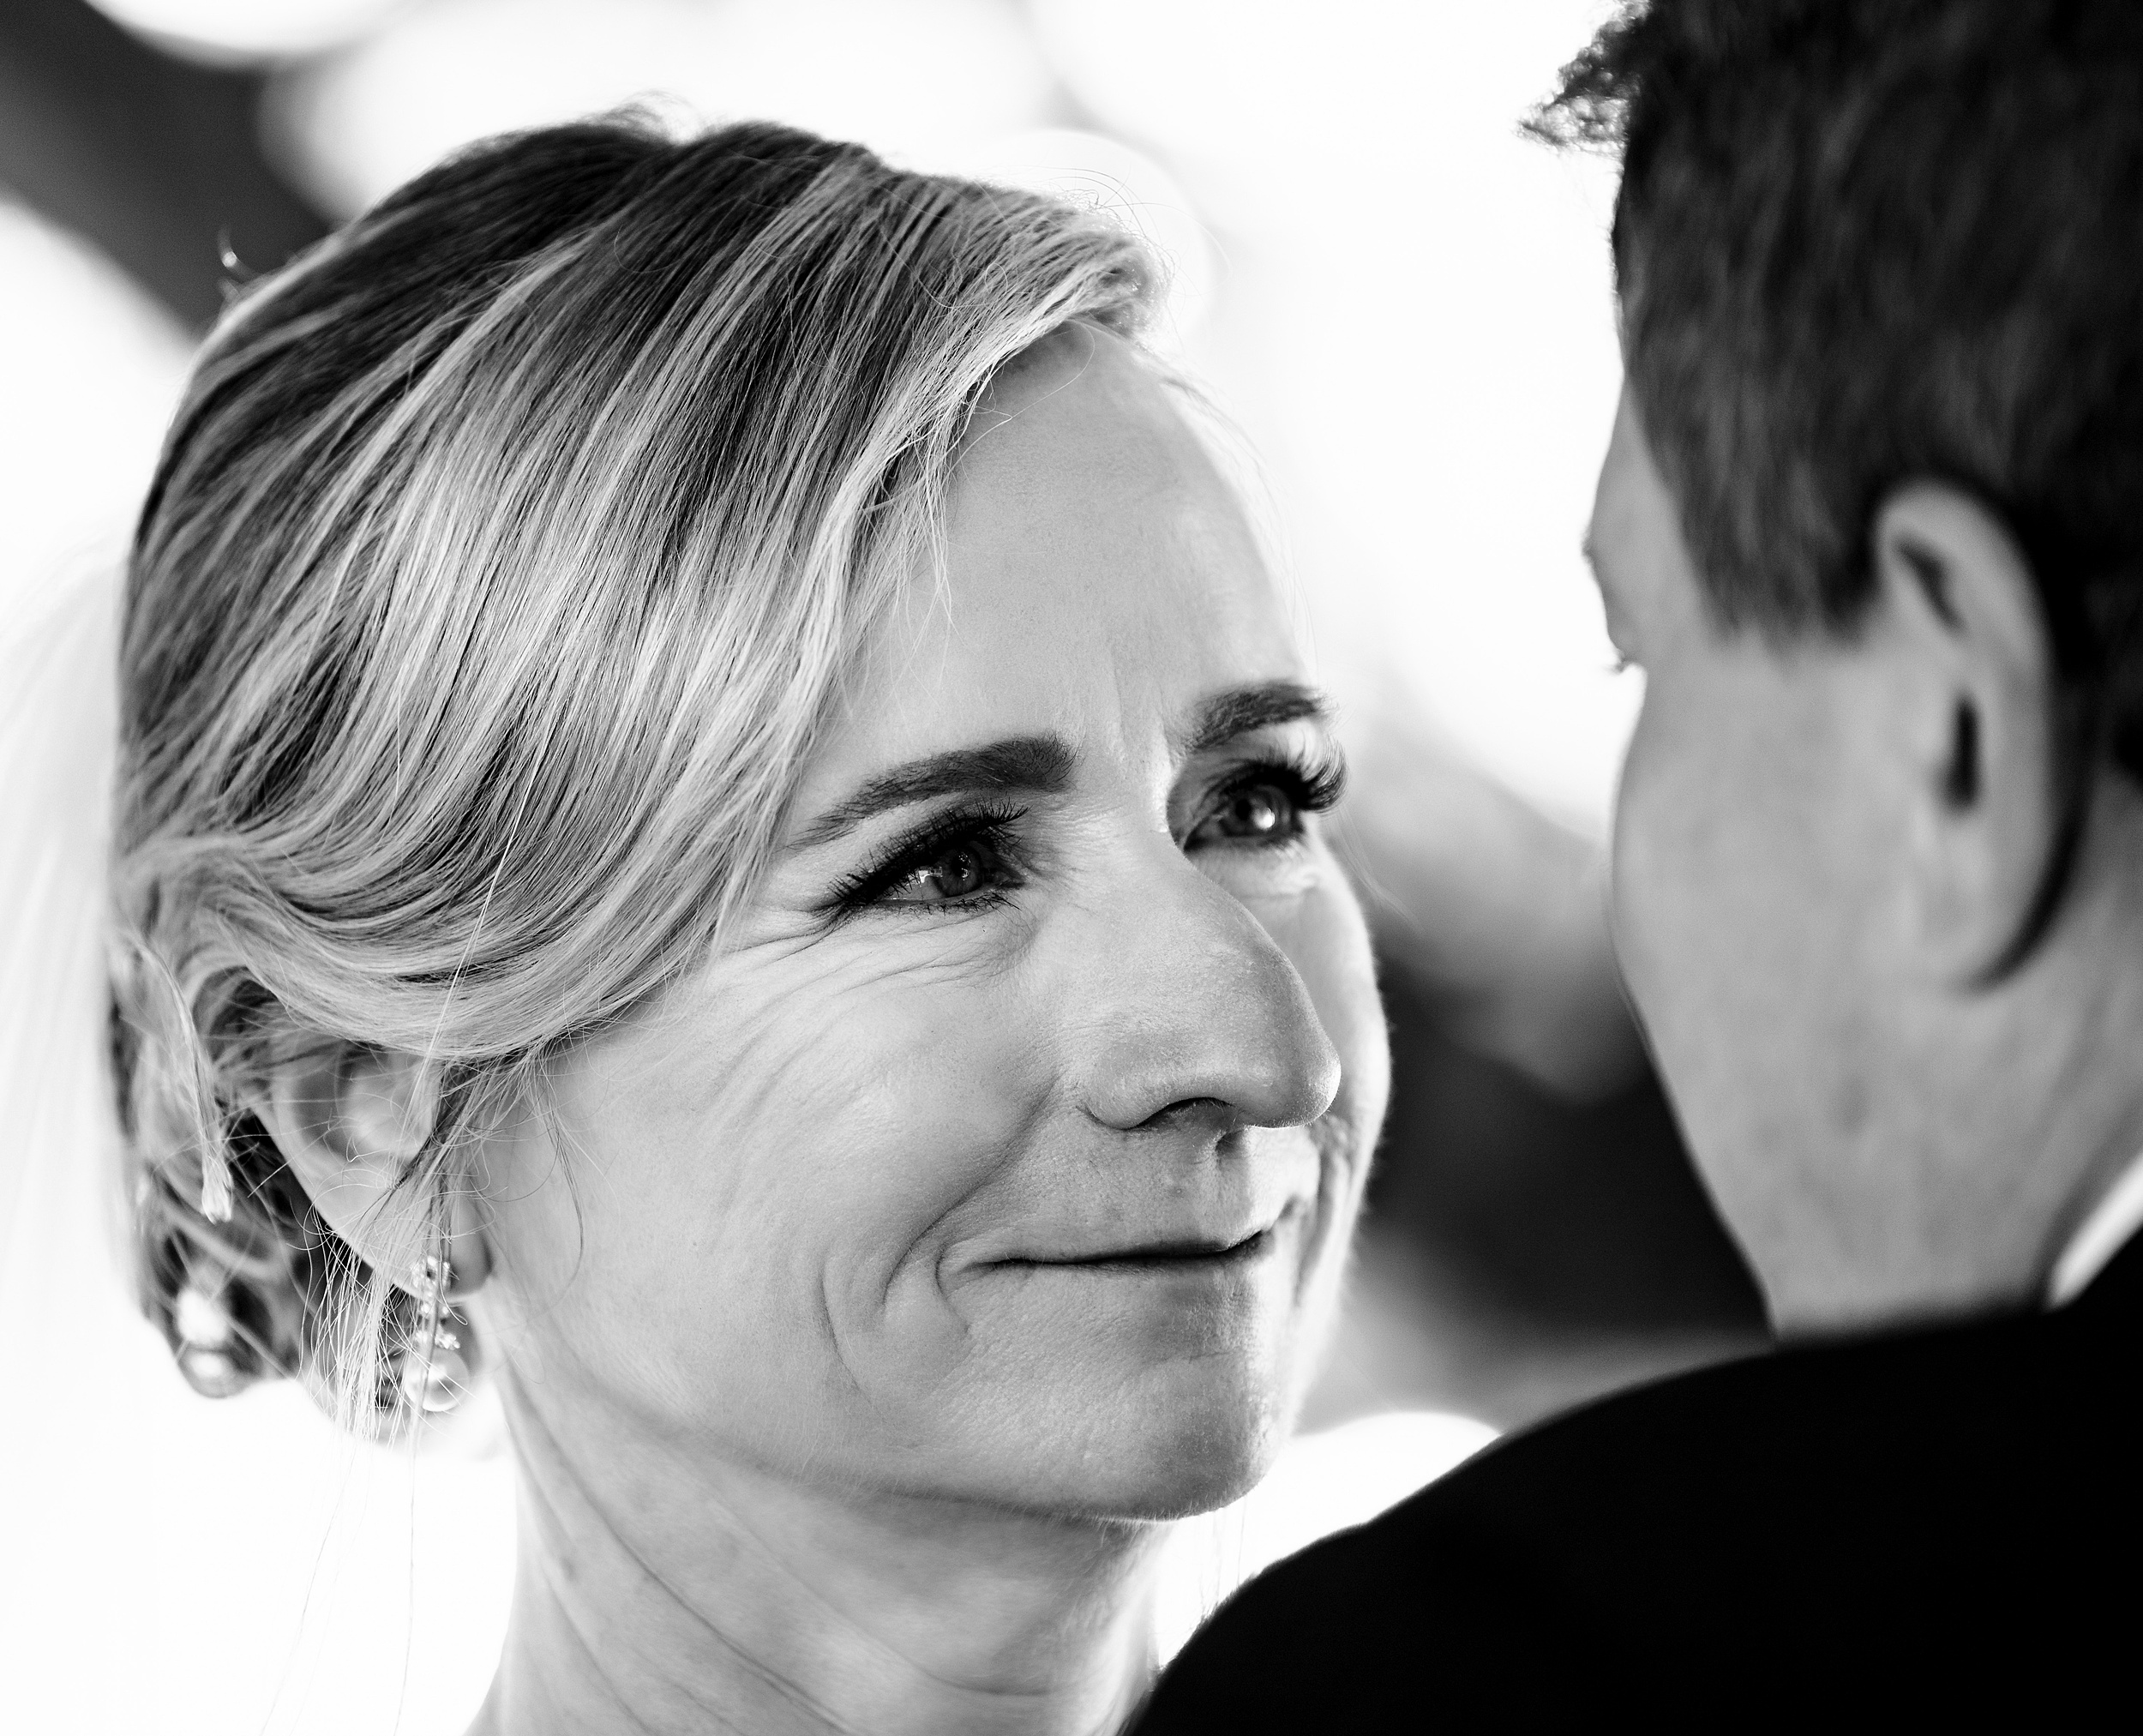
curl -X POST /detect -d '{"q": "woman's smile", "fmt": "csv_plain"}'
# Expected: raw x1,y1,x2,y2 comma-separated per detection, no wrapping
985,1215,1301,1304
1033,1231,1270,1270
953,1205,1316,1373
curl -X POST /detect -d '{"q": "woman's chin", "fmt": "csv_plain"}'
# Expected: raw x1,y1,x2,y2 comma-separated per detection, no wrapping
1017,1369,1298,1523
1113,1436,1282,1521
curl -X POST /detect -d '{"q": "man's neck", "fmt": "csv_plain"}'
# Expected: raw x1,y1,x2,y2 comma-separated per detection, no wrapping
2014,784,2143,1308
469,1383,1162,1736
1762,844,2143,1338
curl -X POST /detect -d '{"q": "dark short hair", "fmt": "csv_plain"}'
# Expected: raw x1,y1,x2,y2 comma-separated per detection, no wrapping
1534,0,2143,790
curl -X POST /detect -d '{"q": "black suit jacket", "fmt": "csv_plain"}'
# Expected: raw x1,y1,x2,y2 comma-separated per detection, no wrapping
1138,1231,2143,1729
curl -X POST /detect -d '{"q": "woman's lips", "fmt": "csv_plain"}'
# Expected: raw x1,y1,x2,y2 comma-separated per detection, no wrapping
1006,1227,1276,1273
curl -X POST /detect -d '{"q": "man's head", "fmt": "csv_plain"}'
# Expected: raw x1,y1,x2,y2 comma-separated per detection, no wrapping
1551,0,2143,1331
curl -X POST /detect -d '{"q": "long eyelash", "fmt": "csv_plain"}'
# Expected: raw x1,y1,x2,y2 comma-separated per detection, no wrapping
1215,748,1348,815
826,802,1028,912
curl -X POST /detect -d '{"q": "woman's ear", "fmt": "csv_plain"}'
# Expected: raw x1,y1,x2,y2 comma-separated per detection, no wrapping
247,1042,489,1294
1872,481,2058,982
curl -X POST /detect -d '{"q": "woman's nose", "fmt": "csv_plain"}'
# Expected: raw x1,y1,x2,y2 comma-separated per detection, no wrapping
1078,852,1342,1135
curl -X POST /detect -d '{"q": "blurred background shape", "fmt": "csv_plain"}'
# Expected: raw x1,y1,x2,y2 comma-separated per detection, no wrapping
0,3,1767,1730
268,0,1059,218
88,0,409,63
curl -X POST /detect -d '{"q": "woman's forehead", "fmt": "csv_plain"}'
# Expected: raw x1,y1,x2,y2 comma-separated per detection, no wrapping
819,338,1301,781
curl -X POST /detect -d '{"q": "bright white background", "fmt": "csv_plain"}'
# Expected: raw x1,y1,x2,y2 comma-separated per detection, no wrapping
3,0,1630,823
0,3,1619,1730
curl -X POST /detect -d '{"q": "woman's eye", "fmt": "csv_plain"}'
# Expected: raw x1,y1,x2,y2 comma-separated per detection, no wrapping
1192,782,1300,847
829,808,1029,919
880,838,1002,904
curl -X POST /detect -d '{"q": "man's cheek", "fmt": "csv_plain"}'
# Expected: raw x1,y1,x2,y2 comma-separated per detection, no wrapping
1608,719,1664,953
1609,735,1708,1036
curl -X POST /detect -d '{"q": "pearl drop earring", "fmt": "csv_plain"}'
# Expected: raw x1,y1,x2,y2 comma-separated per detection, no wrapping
398,1252,471,1414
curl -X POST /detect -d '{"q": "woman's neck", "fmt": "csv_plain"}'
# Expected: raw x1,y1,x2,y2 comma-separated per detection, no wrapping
468,1385,1163,1736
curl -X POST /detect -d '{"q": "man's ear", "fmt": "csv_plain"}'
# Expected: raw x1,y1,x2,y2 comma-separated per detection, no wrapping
247,1042,489,1295
1872,482,2059,982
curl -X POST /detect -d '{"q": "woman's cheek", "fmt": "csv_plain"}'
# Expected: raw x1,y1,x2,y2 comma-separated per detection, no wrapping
728,961,1049,1307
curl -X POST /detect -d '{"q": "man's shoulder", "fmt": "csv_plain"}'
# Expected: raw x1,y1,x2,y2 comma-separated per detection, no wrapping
1138,1298,2142,1730
1405,1300,2068,1546
1341,1281,2135,1568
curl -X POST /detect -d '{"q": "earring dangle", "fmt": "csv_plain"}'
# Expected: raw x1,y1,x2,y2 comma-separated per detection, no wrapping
171,1279,247,1398
399,1252,471,1414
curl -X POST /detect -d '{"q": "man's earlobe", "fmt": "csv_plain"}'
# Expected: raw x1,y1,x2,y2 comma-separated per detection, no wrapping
1873,484,2057,982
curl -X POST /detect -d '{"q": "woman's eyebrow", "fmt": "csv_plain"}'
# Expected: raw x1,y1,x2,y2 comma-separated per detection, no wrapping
791,735,1077,849
1181,680,1330,755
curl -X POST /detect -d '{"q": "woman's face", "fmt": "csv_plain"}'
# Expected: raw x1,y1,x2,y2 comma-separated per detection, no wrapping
485,328,1388,1519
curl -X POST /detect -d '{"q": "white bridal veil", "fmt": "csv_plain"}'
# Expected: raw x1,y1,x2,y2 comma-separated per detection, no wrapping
0,573,516,1734
0,570,1489,1736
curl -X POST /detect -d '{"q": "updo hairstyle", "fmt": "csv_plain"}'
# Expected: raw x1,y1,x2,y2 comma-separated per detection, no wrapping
108,117,1155,1431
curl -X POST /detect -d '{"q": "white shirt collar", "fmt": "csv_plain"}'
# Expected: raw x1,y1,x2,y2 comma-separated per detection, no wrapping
2047,1146,2143,1307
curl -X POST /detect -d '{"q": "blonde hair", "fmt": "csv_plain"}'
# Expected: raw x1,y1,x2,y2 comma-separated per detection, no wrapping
110,116,1155,1428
